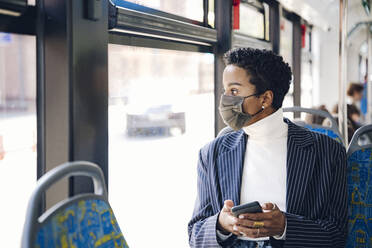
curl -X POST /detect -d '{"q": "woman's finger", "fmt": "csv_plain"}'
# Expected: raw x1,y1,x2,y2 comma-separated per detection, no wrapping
262,202,275,210
233,225,260,238
223,200,234,212
235,218,268,228
234,225,272,238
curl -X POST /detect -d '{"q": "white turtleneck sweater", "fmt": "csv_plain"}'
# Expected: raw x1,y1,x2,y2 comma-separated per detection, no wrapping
217,108,287,241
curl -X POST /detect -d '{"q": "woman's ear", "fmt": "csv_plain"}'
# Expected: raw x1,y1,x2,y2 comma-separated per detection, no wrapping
262,90,274,108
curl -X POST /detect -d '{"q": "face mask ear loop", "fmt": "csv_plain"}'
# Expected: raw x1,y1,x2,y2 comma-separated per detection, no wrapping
251,105,265,117
243,92,261,99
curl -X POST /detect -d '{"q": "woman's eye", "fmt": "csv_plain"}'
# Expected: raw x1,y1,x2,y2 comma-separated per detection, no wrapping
231,89,238,96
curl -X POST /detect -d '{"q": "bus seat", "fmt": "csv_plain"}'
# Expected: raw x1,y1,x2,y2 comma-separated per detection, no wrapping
346,125,372,247
21,161,129,248
283,106,344,145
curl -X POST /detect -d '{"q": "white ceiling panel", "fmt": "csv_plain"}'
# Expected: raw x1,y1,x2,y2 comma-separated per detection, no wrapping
277,0,338,30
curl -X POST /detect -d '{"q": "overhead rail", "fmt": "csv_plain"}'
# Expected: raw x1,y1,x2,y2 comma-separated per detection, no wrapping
108,0,217,45
347,21,372,38
362,0,371,15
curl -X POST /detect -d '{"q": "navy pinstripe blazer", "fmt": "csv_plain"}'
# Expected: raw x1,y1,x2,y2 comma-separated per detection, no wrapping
188,119,348,248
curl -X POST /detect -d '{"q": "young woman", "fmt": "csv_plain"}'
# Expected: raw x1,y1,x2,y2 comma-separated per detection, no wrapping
188,48,347,248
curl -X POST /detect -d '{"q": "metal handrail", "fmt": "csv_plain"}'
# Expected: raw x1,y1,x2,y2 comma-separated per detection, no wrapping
347,125,372,156
283,106,344,144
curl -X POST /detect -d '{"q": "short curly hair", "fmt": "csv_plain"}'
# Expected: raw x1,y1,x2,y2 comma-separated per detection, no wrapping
223,48,292,110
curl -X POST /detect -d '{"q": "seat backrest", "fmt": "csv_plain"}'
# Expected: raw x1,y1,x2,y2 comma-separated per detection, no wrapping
346,125,372,247
283,106,344,144
21,161,129,248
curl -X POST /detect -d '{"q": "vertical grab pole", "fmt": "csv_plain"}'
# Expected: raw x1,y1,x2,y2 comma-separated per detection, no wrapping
338,0,348,146
367,24,372,124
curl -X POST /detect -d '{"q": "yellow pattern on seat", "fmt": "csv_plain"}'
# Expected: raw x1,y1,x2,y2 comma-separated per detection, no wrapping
35,198,129,248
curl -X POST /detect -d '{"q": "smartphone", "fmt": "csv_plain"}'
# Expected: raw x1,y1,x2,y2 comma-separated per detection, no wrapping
231,201,262,217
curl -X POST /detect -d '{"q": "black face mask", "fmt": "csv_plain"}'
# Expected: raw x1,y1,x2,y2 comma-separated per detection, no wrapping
218,94,264,131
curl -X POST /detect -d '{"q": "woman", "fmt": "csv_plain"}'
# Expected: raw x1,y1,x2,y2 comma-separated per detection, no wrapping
347,82,364,107
188,48,347,248
329,103,361,142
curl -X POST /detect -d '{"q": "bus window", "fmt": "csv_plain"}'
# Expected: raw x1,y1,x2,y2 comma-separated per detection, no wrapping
0,33,36,246
108,44,214,248
126,0,204,22
281,17,294,110
301,26,314,108
238,3,265,40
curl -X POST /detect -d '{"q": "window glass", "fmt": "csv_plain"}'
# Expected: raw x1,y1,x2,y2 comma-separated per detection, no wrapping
0,33,36,246
126,0,204,22
238,4,265,40
301,57,313,108
208,0,215,28
280,17,293,68
264,3,270,41
108,45,214,248
301,28,313,108
280,17,293,110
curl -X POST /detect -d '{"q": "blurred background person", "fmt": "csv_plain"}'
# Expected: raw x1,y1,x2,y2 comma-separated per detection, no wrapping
304,105,330,125
347,82,364,108
328,104,361,142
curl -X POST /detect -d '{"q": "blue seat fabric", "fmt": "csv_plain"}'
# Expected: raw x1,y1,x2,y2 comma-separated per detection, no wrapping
35,198,129,248
347,148,372,247
304,125,342,143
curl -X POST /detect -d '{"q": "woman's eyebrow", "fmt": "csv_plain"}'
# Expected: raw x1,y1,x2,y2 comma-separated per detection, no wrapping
227,82,242,87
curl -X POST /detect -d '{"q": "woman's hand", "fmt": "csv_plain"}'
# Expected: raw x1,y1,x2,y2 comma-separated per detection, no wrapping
233,203,286,238
217,200,242,236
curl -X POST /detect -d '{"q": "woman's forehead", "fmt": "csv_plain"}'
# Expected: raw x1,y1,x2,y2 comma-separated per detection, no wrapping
223,65,254,88
223,65,247,76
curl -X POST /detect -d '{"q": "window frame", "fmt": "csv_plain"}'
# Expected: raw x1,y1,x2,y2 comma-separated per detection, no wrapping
231,0,272,50
110,0,212,28
280,8,303,114
0,5,35,35
109,1,217,45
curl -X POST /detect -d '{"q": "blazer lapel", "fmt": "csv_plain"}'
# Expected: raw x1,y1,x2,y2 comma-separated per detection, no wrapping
216,130,247,206
285,120,316,215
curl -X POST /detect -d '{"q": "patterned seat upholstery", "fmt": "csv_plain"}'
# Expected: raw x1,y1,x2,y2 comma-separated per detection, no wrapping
35,197,128,248
347,125,372,247
303,125,343,144
283,106,344,144
22,161,129,248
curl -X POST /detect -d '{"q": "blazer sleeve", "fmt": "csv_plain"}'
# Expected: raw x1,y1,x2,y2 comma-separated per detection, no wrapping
272,144,348,248
188,146,237,248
